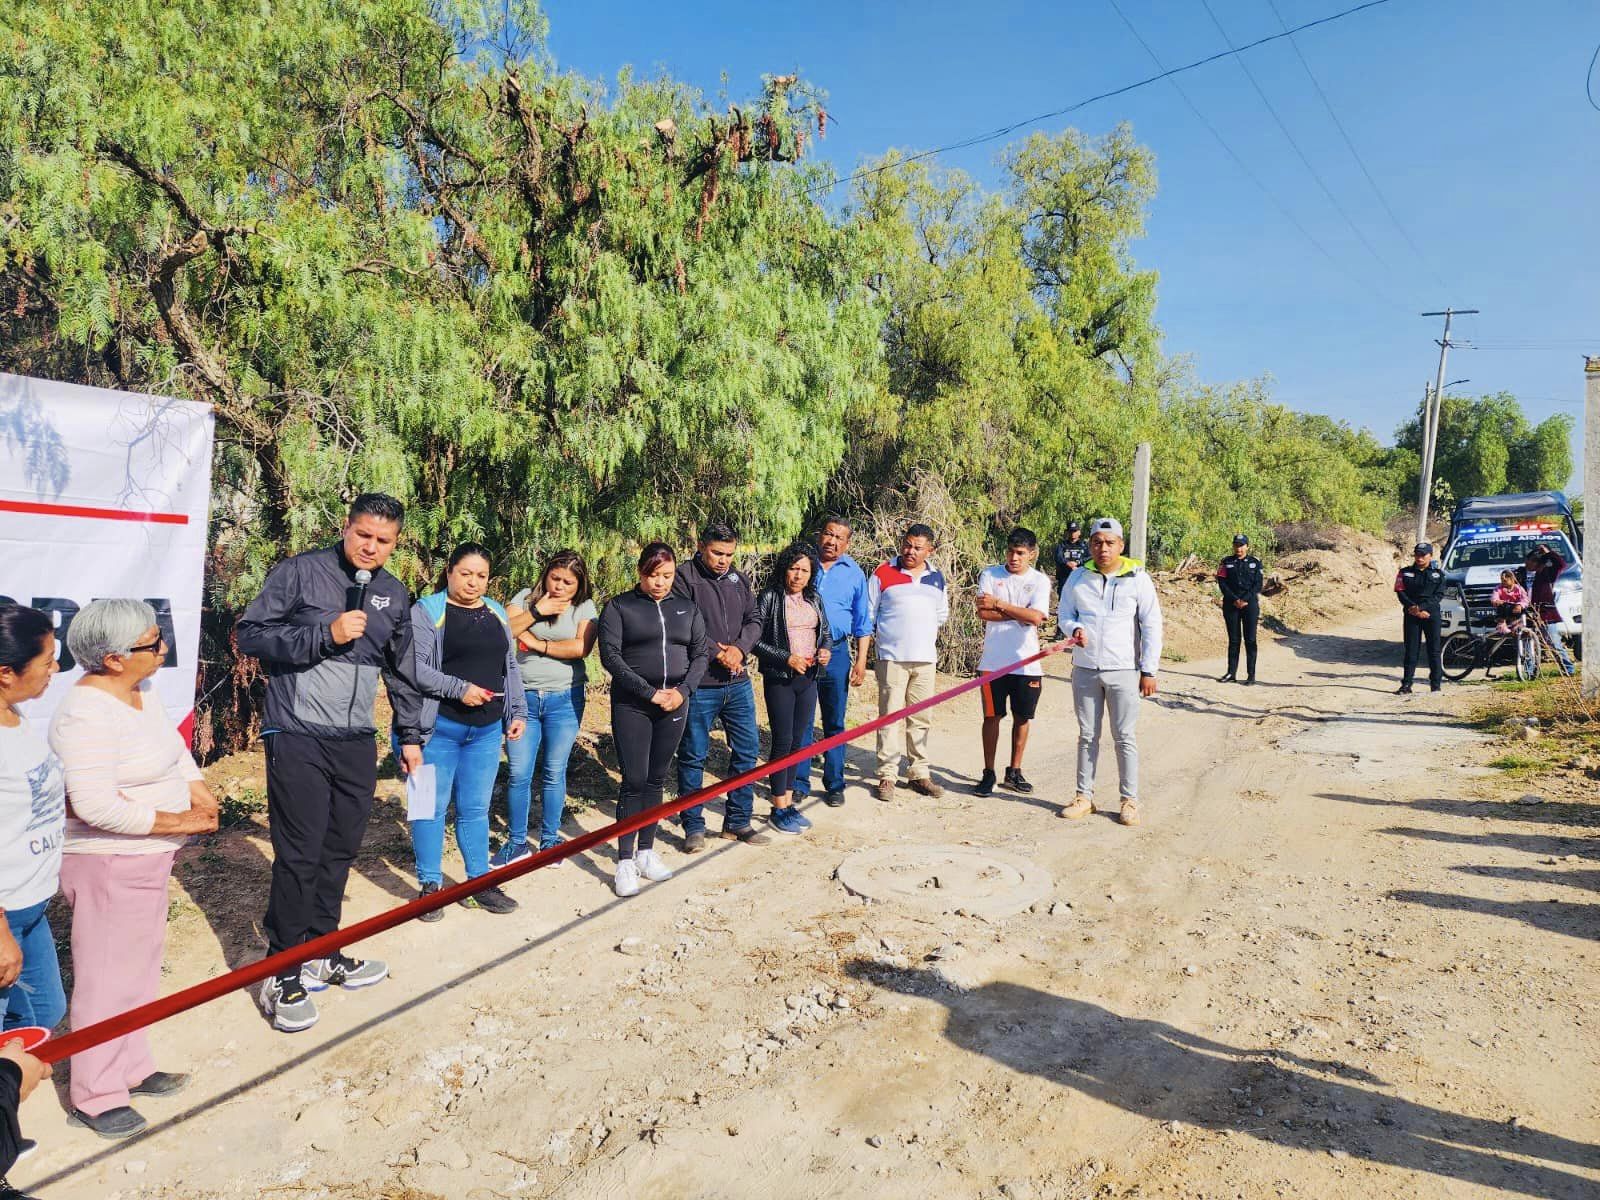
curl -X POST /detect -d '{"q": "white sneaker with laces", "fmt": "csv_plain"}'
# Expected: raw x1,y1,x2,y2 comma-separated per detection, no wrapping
613,858,641,898
635,848,673,882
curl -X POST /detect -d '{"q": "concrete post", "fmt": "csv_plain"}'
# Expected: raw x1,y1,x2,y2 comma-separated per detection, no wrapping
1585,357,1600,697
1130,442,1152,562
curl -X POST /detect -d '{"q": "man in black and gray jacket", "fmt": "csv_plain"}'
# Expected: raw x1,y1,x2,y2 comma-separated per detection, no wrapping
237,493,425,1033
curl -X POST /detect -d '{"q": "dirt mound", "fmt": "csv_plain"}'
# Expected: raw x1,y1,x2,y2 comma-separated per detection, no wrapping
1154,527,1401,665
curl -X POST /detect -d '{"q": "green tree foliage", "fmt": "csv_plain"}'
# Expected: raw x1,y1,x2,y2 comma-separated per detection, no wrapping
2,0,1412,653
1395,392,1574,504
0,0,879,598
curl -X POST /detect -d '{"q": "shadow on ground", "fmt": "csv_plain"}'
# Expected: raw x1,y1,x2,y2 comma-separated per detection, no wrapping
848,962,1600,1200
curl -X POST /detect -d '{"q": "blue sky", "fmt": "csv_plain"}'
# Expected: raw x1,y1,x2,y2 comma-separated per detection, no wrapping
542,0,1597,482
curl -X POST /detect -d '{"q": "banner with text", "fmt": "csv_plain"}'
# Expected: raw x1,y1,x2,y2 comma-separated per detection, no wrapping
0,373,214,740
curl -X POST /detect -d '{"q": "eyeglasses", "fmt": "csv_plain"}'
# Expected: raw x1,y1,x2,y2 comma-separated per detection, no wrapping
124,636,167,657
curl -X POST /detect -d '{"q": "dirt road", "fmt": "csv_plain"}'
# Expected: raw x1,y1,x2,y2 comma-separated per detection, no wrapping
16,609,1599,1200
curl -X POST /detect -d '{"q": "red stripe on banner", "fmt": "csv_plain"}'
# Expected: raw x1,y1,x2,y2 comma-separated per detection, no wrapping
0,498,189,525
35,640,1074,1066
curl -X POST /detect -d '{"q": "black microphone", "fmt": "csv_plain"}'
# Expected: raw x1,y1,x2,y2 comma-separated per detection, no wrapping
353,568,372,612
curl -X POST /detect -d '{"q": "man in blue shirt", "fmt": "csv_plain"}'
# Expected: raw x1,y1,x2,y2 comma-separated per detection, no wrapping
792,515,873,808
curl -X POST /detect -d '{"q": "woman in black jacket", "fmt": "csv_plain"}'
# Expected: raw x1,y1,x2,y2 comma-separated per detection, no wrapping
598,544,710,897
753,543,831,835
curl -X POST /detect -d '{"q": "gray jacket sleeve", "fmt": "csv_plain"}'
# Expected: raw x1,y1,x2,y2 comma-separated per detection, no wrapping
503,632,528,722
409,603,469,701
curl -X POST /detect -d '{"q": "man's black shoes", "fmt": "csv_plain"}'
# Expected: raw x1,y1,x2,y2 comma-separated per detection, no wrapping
974,769,997,797
1396,684,1413,695
1218,672,1236,683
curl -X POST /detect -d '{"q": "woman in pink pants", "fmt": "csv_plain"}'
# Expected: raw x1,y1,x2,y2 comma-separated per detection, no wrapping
48,600,218,1140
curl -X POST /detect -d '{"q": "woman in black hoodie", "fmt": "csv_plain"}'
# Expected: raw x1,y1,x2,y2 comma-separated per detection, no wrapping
753,543,831,835
598,544,710,897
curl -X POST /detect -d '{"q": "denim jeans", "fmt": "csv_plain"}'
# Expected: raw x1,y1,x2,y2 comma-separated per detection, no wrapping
413,713,504,885
0,896,66,1032
794,636,851,797
505,685,585,849
676,676,759,833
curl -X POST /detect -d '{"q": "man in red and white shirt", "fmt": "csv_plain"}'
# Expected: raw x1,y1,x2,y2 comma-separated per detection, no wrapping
866,523,949,801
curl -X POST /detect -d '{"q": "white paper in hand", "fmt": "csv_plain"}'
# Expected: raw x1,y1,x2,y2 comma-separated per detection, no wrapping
405,764,437,821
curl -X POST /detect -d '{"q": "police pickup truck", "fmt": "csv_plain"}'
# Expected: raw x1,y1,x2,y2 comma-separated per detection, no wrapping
1438,490,1582,656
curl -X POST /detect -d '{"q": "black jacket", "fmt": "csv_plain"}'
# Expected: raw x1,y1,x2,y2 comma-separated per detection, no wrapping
1053,538,1089,589
752,588,831,681
1217,554,1264,604
671,556,760,686
1395,563,1446,613
599,588,711,704
0,1059,21,1181
236,546,424,743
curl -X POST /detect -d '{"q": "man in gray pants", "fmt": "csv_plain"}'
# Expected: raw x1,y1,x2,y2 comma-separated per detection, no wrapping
1055,517,1163,826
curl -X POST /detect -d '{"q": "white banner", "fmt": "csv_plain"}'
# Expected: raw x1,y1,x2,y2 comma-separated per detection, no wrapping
0,373,214,741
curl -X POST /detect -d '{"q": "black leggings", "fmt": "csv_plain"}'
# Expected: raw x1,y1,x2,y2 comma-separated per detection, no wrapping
763,673,819,800
1496,603,1524,624
612,698,689,859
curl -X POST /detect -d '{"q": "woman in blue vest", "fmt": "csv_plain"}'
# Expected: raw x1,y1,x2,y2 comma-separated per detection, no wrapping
409,543,527,918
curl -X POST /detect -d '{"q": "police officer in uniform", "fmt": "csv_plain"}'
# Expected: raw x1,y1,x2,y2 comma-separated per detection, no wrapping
1053,522,1088,592
1395,541,1446,694
1216,533,1263,684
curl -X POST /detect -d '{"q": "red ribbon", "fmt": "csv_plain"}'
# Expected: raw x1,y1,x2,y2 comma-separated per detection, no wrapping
37,641,1069,1065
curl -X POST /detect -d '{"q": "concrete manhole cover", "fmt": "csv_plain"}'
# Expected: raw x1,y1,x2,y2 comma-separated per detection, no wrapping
835,844,1052,918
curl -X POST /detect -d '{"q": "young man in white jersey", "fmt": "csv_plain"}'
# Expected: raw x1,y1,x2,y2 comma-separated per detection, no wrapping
973,527,1052,797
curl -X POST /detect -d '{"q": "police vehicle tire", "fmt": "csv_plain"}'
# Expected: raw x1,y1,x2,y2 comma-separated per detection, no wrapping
1439,631,1479,682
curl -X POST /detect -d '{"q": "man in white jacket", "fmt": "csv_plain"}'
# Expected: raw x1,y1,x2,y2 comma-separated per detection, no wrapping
1056,517,1162,826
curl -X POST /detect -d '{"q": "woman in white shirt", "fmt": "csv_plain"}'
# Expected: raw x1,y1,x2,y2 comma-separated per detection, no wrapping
47,600,219,1141
0,604,66,1037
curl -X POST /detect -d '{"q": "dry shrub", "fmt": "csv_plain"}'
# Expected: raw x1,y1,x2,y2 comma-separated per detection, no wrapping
1272,521,1340,553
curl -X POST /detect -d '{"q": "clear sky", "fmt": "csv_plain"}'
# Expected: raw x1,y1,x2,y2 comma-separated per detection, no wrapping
541,0,1598,483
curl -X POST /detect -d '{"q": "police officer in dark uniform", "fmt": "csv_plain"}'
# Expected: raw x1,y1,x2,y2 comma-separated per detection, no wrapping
1053,522,1088,591
1216,534,1267,684
1216,533,1264,684
1395,541,1446,694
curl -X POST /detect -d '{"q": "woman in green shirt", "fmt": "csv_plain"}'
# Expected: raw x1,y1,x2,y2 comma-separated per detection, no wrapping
496,551,598,865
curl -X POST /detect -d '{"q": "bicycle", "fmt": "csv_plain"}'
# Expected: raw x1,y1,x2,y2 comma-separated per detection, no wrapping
1440,613,1543,682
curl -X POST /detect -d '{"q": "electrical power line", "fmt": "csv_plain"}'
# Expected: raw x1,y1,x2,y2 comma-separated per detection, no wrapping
1197,0,1396,280
1587,43,1600,112
806,0,1398,197
1262,0,1448,289
1106,0,1396,307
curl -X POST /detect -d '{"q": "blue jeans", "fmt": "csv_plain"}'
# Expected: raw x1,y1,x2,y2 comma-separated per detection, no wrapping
505,685,585,849
794,637,851,797
676,676,759,834
0,896,66,1032
413,714,503,885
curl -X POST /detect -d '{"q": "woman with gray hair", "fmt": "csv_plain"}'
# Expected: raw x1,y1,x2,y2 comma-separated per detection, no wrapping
47,599,218,1140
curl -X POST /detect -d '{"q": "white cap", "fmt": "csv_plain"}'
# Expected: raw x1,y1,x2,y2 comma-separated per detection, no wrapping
1088,517,1123,539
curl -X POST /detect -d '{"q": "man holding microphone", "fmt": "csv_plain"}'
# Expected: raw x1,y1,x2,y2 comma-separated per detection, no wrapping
237,494,424,1033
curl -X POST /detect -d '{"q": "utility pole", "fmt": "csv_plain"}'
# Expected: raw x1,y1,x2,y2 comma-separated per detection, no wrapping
1585,356,1599,698
1416,308,1479,543
1130,442,1151,561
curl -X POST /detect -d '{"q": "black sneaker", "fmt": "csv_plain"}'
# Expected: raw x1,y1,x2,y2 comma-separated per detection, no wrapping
461,885,518,915
973,769,997,797
1004,767,1033,794
417,881,444,923
824,789,846,808
1395,684,1413,695
68,1105,147,1140
130,1071,190,1098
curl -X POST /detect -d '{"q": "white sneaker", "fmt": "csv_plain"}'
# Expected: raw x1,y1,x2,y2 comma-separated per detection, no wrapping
613,858,641,898
635,848,673,883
